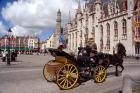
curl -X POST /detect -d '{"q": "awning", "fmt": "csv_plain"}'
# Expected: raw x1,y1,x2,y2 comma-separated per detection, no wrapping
0,46,32,51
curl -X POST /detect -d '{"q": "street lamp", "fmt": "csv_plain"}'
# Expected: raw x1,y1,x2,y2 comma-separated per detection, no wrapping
7,28,12,65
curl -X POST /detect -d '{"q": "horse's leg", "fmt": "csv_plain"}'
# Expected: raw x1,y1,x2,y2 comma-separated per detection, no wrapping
119,64,124,72
115,65,119,76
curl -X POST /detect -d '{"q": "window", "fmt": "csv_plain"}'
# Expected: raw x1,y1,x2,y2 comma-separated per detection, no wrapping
100,25,103,50
114,21,118,38
122,19,127,39
85,28,88,38
137,27,140,38
85,28,88,44
75,32,77,48
135,16,140,23
50,41,51,47
80,30,82,37
138,1,140,8
106,23,110,50
92,27,95,38
106,38,110,49
92,15,94,24
138,16,140,23
69,34,71,49
107,23,110,37
72,33,74,49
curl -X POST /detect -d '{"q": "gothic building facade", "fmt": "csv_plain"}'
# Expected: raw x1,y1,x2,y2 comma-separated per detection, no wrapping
66,0,140,56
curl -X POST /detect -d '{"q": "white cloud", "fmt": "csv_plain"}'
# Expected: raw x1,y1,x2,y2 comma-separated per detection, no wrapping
0,21,7,35
1,0,84,36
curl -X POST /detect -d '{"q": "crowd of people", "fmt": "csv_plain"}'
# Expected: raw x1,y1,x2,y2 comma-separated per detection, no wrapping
0,50,17,62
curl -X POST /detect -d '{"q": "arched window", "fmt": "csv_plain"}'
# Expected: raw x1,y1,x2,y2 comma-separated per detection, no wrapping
75,32,77,48
80,30,82,37
85,28,88,45
122,19,127,38
92,27,95,38
100,25,103,50
72,33,74,49
50,41,51,47
107,23,110,36
86,28,88,35
69,34,71,49
114,21,118,38
106,23,110,50
136,26,140,38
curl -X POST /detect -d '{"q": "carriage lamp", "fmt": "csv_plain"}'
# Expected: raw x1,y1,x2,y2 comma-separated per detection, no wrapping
7,28,12,65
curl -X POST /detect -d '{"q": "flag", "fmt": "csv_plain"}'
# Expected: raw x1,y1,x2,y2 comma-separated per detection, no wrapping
8,28,12,32
59,33,64,45
122,0,127,11
114,0,120,13
134,0,138,10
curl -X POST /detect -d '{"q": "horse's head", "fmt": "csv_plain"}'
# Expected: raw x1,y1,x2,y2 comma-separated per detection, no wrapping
117,43,126,58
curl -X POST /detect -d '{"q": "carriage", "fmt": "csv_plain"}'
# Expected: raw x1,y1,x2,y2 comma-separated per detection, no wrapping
43,47,107,90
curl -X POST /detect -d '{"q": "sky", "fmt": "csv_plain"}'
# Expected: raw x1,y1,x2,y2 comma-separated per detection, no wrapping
0,0,85,41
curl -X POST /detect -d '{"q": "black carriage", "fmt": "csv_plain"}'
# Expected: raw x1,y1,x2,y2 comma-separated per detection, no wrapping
43,48,107,90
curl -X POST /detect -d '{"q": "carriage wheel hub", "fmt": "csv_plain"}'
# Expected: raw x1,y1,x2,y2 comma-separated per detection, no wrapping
65,72,69,79
99,71,103,75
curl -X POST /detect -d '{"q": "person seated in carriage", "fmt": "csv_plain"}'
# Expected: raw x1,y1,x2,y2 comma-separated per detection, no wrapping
77,44,98,67
89,49,98,64
57,45,64,51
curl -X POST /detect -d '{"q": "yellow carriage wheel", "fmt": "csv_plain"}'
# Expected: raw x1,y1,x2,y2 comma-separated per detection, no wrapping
56,64,79,90
94,65,106,83
43,60,54,82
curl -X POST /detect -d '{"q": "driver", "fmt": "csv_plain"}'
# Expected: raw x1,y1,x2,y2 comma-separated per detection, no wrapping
90,49,98,64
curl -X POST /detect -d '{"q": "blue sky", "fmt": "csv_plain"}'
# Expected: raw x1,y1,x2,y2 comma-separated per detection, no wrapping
0,0,87,41
0,0,111,41
0,0,15,33
0,0,61,41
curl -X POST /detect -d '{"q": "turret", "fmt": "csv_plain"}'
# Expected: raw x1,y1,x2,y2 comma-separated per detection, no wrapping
77,0,82,14
68,10,71,24
56,9,61,22
76,0,82,19
127,0,134,18
95,0,102,20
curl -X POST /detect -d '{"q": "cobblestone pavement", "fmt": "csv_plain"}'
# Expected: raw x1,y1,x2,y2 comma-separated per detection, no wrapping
133,84,140,93
0,54,140,93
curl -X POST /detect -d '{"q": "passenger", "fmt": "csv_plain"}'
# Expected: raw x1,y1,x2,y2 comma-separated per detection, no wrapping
2,51,6,62
57,45,64,51
90,49,98,64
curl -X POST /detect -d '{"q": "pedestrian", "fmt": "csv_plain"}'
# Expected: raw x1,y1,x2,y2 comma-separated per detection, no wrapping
2,51,6,62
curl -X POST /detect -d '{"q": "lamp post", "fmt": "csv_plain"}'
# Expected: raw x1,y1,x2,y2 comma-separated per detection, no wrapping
7,28,12,65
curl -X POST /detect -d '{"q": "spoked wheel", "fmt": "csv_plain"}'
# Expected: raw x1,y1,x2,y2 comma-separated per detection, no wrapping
94,65,106,83
56,64,79,90
43,60,55,82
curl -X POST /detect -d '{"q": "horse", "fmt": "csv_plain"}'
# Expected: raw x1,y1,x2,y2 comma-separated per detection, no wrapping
77,43,126,76
99,43,126,76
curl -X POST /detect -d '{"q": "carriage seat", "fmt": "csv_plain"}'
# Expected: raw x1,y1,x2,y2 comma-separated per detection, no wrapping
48,49,76,61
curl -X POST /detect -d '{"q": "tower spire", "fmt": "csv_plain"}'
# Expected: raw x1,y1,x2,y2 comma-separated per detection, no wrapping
56,9,61,22
77,0,81,14
68,10,71,23
95,0,101,4
78,0,81,10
